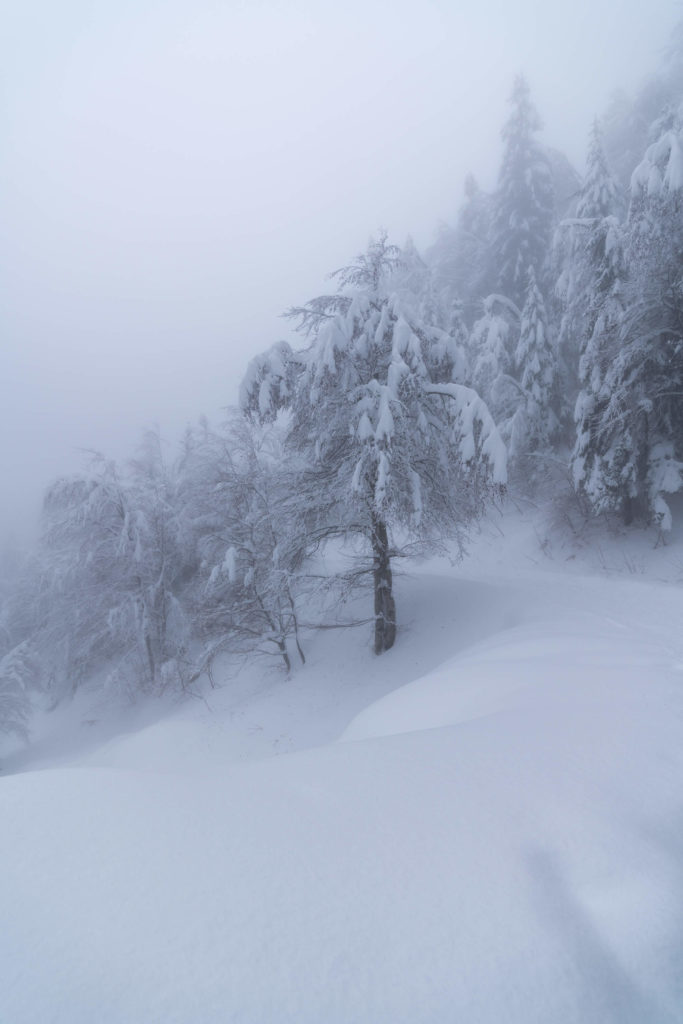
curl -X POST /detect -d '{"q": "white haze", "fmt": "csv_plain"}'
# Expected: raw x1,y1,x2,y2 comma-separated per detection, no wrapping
0,0,676,544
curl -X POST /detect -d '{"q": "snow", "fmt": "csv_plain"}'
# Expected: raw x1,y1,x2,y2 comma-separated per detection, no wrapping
631,128,683,197
3,505,683,1022
374,387,395,444
223,545,238,582
374,449,390,505
426,382,508,483
665,132,683,191
239,341,294,420
356,410,374,442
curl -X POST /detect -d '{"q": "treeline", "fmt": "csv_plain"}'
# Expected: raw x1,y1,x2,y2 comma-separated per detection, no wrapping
1,237,507,730
2,23,683,734
428,59,683,527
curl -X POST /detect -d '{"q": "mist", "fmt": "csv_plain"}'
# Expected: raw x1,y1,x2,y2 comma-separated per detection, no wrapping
7,6,683,1015
1,0,676,543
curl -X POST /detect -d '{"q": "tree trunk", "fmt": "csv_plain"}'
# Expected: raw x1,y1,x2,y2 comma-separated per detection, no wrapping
371,516,396,654
276,637,291,673
622,410,650,526
621,494,634,526
144,632,156,684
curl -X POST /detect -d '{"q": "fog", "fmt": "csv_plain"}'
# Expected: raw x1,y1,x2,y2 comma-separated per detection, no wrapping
1,0,676,544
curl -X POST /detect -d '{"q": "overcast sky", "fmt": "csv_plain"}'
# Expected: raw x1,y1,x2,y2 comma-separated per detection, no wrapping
1,0,679,544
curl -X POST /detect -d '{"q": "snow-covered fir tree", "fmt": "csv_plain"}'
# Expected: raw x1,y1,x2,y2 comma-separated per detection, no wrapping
602,19,683,189
571,216,628,515
490,76,554,308
576,121,623,223
241,234,506,654
470,294,517,421
598,119,683,527
512,266,559,458
445,299,472,382
427,175,493,318
546,148,582,222
554,122,623,430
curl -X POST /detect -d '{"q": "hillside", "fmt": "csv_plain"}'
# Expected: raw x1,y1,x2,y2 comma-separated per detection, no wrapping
2,505,683,1023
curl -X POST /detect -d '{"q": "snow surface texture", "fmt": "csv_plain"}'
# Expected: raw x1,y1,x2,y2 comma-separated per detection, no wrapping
3,505,683,1023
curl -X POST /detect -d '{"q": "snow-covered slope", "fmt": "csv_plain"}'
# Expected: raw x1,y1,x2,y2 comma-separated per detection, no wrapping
3,515,683,1022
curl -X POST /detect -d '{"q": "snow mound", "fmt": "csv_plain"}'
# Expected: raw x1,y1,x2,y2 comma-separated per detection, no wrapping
342,614,671,741
3,555,683,1022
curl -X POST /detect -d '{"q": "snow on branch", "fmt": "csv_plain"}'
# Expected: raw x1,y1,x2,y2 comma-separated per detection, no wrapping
239,341,299,422
425,383,508,484
283,295,352,338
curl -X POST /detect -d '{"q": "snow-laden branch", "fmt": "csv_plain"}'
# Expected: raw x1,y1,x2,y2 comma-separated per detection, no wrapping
424,383,508,484
482,294,522,320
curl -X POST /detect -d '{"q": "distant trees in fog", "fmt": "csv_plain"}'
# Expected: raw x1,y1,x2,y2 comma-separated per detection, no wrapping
429,56,683,529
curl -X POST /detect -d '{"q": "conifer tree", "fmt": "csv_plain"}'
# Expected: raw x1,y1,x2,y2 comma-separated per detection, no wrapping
600,121,683,527
513,267,558,455
490,76,554,308
470,296,514,417
571,216,628,514
445,299,472,383
576,121,623,223
428,175,493,317
556,123,623,434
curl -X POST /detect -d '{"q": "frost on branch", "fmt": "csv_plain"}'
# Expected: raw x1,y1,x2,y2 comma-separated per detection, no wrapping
425,383,507,485
239,341,298,423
